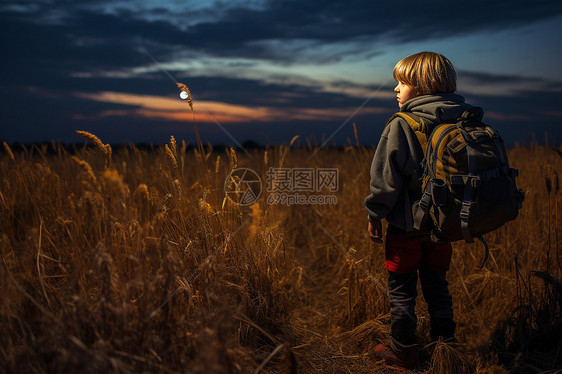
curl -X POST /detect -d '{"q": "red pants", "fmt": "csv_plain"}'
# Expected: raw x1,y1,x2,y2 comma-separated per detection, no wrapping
385,227,452,274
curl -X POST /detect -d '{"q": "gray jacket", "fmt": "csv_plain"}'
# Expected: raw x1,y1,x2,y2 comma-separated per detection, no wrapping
364,93,479,231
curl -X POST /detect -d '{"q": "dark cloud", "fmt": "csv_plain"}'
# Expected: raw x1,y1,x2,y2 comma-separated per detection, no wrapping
459,70,562,88
0,10,181,76
3,0,562,71
161,0,562,61
182,0,562,44
1,0,562,146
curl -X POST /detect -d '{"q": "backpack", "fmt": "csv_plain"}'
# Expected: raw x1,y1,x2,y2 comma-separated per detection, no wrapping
392,108,525,266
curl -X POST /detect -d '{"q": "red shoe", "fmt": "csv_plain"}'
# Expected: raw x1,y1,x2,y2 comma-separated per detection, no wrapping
373,344,418,370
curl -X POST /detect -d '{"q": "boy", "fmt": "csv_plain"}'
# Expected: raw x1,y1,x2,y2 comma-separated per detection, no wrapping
364,51,480,369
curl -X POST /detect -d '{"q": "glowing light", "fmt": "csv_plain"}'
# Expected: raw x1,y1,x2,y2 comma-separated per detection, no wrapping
179,91,189,100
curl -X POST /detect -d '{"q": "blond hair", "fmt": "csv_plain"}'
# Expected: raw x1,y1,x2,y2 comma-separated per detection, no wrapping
393,51,457,95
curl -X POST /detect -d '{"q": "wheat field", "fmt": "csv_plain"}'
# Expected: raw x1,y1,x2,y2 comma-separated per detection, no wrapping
0,135,560,373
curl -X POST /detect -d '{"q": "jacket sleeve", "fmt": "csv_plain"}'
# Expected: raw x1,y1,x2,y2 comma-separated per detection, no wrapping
364,118,411,222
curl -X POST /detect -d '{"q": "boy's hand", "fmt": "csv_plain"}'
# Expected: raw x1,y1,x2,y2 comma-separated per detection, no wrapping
368,219,383,243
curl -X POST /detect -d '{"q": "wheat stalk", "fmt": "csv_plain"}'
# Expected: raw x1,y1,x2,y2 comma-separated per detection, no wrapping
176,82,193,110
71,156,97,185
215,155,221,174
169,136,177,157
173,179,182,200
76,131,105,151
3,141,14,161
75,131,112,169
278,135,299,170
165,144,178,170
229,147,238,169
177,82,208,173
104,144,112,169
352,122,360,148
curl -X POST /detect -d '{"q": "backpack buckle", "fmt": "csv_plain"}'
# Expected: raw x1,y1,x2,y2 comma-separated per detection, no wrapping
419,191,432,211
460,201,472,221
458,127,473,143
470,176,481,188
430,178,447,207
485,126,497,138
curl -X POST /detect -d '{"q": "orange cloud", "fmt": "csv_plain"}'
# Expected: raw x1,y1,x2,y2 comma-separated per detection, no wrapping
75,91,388,124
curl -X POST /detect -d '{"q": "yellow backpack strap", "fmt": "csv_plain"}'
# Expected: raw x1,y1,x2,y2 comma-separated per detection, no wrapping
394,112,429,158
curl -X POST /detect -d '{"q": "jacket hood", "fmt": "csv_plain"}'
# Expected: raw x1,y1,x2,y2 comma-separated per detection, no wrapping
400,93,481,127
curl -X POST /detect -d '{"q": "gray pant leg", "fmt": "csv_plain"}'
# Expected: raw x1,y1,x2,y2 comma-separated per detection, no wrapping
388,271,419,351
419,270,455,341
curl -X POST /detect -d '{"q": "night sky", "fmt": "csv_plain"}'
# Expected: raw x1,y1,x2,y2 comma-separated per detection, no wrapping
1,0,562,147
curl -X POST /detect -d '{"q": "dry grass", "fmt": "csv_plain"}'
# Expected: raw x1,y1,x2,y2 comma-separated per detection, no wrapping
0,137,560,373
428,341,472,374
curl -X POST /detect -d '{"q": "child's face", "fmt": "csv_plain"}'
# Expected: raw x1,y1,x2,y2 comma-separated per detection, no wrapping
394,81,417,108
